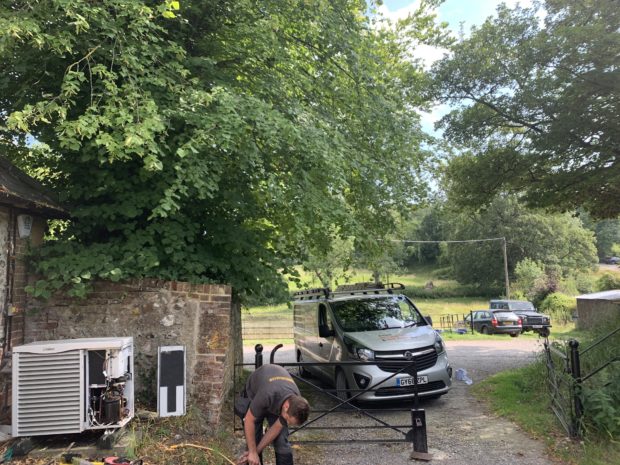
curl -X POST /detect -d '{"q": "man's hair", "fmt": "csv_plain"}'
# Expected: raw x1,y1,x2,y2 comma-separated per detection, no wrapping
287,395,310,424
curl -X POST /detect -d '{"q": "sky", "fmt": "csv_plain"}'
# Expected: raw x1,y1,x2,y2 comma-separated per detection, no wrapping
381,0,529,32
378,0,533,134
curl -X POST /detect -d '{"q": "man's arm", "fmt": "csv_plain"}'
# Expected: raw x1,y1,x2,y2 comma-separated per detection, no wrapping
255,418,284,453
243,409,260,465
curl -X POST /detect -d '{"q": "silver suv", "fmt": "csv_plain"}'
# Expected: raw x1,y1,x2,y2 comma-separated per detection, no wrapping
293,283,452,402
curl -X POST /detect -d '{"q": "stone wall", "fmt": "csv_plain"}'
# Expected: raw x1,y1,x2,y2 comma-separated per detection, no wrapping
24,279,241,425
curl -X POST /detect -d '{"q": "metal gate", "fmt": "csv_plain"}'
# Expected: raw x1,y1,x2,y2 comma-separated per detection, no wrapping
543,326,620,438
233,344,434,459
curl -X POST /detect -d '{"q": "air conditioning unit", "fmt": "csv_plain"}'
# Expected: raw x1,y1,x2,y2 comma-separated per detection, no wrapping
12,337,134,437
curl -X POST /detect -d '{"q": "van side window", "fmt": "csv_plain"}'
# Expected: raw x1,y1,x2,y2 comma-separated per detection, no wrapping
318,304,332,329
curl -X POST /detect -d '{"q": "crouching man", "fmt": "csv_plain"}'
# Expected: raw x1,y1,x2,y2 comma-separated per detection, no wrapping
236,364,310,465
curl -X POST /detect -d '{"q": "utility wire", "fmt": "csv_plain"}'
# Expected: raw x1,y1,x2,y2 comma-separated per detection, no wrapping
386,237,506,244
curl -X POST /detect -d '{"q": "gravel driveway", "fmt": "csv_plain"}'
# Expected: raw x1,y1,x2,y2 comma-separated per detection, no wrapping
242,338,558,465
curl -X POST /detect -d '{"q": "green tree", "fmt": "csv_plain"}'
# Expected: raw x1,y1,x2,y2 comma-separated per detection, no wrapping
512,258,545,297
302,231,355,288
578,212,620,260
431,0,620,218
0,1,445,299
445,196,597,291
406,204,449,265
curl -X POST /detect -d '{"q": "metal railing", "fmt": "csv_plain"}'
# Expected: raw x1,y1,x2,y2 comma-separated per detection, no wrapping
542,326,620,438
233,344,436,459
437,313,472,334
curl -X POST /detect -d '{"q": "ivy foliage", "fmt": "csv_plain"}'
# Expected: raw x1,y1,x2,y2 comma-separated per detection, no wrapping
0,1,445,299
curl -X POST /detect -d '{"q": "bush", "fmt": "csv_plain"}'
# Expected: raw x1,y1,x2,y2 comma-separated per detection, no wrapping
539,292,576,324
574,272,595,294
580,372,620,438
513,258,545,292
595,272,620,291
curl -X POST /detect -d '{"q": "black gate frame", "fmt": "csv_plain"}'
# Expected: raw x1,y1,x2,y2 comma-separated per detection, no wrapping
233,344,434,457
543,326,620,438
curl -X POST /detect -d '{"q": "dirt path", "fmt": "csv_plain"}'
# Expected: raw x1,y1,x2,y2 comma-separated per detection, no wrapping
243,338,560,465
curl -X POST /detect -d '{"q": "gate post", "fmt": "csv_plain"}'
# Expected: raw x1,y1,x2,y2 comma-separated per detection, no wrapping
410,409,429,454
568,339,583,436
255,344,264,369
407,360,432,461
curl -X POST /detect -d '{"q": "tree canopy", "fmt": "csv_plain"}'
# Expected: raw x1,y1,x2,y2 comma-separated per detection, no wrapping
444,196,597,291
400,196,597,293
0,0,444,298
431,0,620,218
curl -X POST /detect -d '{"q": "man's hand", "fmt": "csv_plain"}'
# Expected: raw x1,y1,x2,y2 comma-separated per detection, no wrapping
246,450,260,465
236,450,260,465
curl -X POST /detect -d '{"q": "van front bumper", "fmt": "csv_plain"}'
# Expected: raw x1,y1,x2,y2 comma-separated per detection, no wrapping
343,352,452,401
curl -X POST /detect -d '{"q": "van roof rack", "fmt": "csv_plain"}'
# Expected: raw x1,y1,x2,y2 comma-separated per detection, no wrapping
292,283,406,301
333,282,405,296
293,287,331,301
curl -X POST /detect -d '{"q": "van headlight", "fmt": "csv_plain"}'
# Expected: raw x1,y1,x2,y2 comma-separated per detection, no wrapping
355,347,375,361
434,333,445,354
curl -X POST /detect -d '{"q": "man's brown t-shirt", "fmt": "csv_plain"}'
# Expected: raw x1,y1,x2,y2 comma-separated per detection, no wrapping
246,364,300,419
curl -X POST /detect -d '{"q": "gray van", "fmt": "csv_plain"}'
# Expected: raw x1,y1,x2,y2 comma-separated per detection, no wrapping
293,283,452,401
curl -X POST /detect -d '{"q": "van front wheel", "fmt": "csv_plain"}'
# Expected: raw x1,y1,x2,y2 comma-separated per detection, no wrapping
335,370,352,408
297,351,310,378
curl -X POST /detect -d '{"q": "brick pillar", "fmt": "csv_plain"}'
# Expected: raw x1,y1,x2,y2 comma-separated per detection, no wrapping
192,284,236,424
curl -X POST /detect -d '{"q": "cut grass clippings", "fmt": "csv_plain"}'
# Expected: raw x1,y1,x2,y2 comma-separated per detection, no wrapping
471,361,620,465
129,407,241,465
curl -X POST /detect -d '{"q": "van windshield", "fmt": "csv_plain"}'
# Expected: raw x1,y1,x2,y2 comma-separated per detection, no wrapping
330,296,425,332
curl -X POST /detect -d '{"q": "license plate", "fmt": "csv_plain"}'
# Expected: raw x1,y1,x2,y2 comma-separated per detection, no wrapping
532,325,542,329
502,321,513,326
397,376,428,387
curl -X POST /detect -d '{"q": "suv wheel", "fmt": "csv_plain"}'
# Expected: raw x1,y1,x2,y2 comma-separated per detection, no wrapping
510,332,519,338
481,326,489,335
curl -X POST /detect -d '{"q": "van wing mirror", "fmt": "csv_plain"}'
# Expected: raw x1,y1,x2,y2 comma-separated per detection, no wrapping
319,325,335,338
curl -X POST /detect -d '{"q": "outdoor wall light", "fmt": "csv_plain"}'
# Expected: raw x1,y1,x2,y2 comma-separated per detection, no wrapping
17,214,33,238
